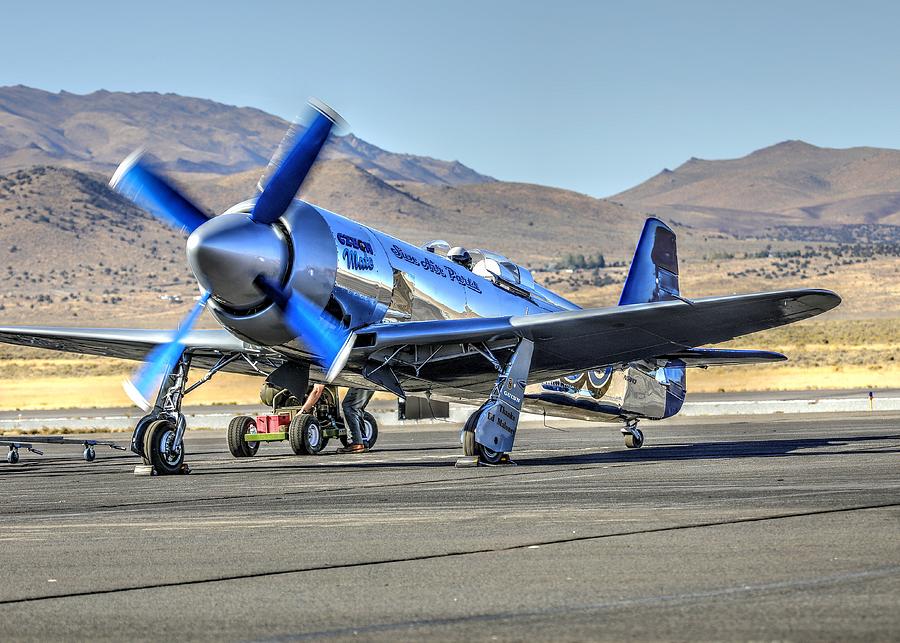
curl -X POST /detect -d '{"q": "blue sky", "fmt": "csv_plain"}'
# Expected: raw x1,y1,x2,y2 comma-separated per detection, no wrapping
3,1,899,196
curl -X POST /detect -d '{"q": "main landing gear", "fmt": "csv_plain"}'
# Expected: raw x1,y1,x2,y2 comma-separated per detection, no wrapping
461,403,505,465
131,351,241,475
621,421,644,449
129,352,193,475
461,338,535,465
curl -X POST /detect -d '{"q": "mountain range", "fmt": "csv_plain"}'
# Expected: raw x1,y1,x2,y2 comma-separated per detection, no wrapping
614,139,900,231
0,85,492,185
1,85,900,326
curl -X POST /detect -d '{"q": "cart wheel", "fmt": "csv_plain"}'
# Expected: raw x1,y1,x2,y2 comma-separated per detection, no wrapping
227,416,259,457
339,412,378,449
289,413,325,455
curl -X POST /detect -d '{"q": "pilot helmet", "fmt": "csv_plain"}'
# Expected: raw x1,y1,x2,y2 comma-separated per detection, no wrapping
447,246,473,270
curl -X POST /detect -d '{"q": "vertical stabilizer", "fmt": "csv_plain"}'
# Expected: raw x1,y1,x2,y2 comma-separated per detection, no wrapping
619,218,679,305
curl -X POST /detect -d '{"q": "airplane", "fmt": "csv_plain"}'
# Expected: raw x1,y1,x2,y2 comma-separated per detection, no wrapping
0,98,841,474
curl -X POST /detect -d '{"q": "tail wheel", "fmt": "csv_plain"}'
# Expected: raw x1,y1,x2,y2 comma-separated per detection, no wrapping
340,411,379,449
227,416,259,457
462,405,504,464
143,419,184,475
624,427,644,449
289,413,326,455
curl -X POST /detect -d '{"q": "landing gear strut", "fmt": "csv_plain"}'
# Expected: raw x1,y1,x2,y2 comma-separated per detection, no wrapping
461,338,535,465
130,352,193,475
622,421,644,449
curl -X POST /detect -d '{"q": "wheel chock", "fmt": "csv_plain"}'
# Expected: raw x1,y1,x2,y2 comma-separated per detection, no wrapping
134,463,190,476
455,456,480,468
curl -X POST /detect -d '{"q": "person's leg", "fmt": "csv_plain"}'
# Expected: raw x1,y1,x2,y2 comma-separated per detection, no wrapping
341,388,368,445
356,389,375,441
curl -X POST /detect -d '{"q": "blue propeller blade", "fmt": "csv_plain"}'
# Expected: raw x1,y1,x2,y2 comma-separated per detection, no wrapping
110,150,210,233
250,101,341,225
253,276,354,381
123,292,211,410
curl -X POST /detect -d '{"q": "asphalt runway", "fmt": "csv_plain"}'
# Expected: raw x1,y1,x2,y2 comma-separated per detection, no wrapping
1,413,898,641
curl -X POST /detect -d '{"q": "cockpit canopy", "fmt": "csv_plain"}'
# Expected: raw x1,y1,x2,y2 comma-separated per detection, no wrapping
470,250,536,295
424,240,531,290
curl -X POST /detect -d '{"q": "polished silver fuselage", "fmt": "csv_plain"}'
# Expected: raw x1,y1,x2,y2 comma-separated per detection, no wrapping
206,199,671,423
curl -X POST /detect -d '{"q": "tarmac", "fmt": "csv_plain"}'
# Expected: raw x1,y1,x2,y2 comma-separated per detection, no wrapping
0,412,898,641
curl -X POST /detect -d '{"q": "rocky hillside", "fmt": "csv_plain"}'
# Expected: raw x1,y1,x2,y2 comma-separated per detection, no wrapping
0,85,492,185
614,140,900,231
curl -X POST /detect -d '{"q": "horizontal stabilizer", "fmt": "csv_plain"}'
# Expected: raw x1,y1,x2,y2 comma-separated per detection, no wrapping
659,347,787,368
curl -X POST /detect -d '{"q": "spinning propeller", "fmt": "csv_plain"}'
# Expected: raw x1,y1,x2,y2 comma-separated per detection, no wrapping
111,100,352,410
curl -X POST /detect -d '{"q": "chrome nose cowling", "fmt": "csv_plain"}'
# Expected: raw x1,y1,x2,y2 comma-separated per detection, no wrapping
186,213,289,309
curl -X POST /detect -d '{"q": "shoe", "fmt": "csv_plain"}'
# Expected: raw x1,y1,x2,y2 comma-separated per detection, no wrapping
337,443,366,454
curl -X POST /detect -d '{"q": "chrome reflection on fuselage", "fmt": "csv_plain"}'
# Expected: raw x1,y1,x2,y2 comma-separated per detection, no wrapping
212,197,684,423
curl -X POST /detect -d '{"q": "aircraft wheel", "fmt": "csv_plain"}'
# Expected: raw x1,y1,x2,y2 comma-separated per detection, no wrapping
143,419,184,475
289,413,326,455
462,406,504,464
476,443,504,464
227,416,259,457
462,407,480,457
83,447,96,462
7,449,19,464
624,427,644,449
339,412,378,449
133,414,158,460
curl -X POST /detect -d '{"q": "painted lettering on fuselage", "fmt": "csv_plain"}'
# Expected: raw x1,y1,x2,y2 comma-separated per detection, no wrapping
389,244,483,293
337,233,375,255
342,247,374,271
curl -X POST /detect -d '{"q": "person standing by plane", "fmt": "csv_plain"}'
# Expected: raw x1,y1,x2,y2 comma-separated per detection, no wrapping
338,387,374,453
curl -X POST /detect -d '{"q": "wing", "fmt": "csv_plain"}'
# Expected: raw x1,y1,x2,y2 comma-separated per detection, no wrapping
0,326,275,376
349,289,839,392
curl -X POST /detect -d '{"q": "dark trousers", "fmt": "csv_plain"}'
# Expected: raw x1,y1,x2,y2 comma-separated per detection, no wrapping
342,387,374,445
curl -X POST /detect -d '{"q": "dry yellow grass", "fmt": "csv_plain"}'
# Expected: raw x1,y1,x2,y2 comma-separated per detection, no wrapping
3,363,892,410
688,364,900,393
0,373,263,411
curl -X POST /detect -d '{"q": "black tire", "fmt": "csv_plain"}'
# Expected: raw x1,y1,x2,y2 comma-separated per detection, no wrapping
227,416,259,457
143,418,184,475
132,414,157,459
462,405,504,464
339,411,378,449
462,407,480,457
7,449,19,464
289,413,326,455
624,427,644,449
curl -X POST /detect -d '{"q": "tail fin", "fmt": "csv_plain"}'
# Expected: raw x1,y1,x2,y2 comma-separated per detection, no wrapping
619,217,679,305
620,218,686,413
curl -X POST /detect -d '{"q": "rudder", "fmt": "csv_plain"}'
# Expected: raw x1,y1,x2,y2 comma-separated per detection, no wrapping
619,217,679,305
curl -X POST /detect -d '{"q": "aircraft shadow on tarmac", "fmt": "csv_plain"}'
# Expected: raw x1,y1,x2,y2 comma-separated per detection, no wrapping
3,434,896,477
520,434,900,467
187,433,900,476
